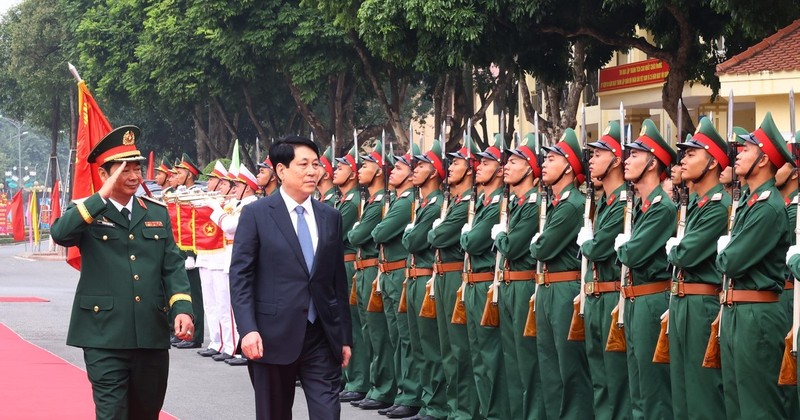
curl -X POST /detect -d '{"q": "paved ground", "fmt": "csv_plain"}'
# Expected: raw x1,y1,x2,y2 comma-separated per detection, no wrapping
0,243,377,420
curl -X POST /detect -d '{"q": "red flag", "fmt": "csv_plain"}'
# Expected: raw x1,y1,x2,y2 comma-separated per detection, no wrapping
147,151,155,180
67,80,113,270
49,181,61,225
10,190,24,242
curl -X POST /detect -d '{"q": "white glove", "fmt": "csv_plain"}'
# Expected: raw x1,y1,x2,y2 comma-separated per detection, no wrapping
665,237,680,255
205,199,223,211
576,226,594,246
716,235,731,254
491,224,506,240
432,218,443,230
405,223,415,233
786,245,800,265
185,256,196,270
614,233,631,252
352,221,360,230
461,222,472,235
530,232,541,245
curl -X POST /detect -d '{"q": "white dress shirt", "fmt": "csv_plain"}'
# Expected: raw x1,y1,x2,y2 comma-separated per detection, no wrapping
107,196,134,220
279,187,318,252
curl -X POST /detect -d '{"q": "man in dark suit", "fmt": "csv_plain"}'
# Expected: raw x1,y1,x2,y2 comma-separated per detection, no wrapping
230,136,353,419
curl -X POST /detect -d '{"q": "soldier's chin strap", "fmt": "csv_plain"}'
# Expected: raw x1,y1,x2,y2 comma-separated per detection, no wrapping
237,186,245,200
693,157,716,183
547,164,571,188
597,157,619,181
511,167,533,188
743,151,765,180
632,155,656,184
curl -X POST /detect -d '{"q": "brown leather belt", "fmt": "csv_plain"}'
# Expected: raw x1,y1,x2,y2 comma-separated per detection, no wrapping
463,272,495,284
355,258,379,270
434,261,464,273
720,289,780,304
380,260,406,273
537,270,581,286
584,281,620,295
786,280,794,290
406,267,433,278
344,254,357,262
621,280,670,299
503,270,535,282
671,281,720,297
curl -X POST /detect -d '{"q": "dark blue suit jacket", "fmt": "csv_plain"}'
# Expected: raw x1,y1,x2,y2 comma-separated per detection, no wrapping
229,194,352,365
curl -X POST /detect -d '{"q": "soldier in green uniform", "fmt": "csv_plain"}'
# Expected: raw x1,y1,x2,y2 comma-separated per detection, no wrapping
530,128,592,419
716,112,793,419
334,146,370,403
460,135,511,419
429,141,481,419
256,157,279,197
577,121,631,420
347,142,395,410
491,134,545,420
154,159,171,189
51,125,194,419
614,119,676,419
664,117,730,419
317,145,339,207
371,145,423,418
402,138,447,419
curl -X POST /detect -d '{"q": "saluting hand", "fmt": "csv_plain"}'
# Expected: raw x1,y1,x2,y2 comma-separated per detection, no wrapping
241,331,264,360
98,161,127,199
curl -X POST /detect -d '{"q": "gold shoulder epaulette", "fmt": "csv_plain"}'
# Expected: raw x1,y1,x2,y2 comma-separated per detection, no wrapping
140,195,167,207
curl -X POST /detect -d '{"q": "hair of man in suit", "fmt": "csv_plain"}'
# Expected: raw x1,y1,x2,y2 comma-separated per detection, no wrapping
269,136,320,169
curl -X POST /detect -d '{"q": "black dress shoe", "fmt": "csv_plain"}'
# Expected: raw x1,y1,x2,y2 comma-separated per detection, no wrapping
339,391,366,402
212,353,234,361
197,348,220,357
378,405,399,415
349,398,366,407
225,357,248,366
358,399,392,410
175,340,201,349
170,336,181,346
386,405,420,418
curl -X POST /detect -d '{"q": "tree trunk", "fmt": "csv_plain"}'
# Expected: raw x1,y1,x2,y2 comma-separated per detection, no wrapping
286,76,332,144
242,86,272,142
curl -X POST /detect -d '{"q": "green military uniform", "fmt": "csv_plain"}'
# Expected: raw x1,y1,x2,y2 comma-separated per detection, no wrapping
666,118,729,419
319,145,339,207
321,186,338,207
50,125,194,419
785,189,800,418
372,185,421,409
403,188,447,418
348,188,396,404
335,186,370,395
461,183,511,419
717,112,793,419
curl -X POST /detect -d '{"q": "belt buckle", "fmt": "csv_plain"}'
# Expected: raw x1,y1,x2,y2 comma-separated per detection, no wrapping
585,282,594,295
719,290,728,305
536,273,545,285
670,281,679,296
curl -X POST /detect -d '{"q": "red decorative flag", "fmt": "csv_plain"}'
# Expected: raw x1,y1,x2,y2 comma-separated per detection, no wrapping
193,205,224,252
10,190,24,242
147,151,155,180
67,80,113,270
49,181,61,225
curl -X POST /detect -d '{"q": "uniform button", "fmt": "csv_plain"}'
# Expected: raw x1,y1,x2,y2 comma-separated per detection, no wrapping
93,305,100,313
102,235,108,241
129,234,134,240
154,235,159,240
135,296,141,302
130,255,136,261
133,274,140,281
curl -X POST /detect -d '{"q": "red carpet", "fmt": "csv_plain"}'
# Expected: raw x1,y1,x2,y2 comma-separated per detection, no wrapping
0,323,178,419
0,296,50,302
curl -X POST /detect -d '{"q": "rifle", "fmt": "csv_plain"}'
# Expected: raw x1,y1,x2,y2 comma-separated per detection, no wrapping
607,102,629,352
350,129,364,307
481,113,508,327
453,121,475,325
399,123,417,314
332,134,340,203
524,112,545,337
368,131,390,313
780,89,799,385
569,105,590,341
421,123,448,319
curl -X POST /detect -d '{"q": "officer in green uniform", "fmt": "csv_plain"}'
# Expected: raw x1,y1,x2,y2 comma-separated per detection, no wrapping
429,141,481,419
460,135,511,419
317,145,339,207
371,145,423,418
334,145,371,403
530,128,592,419
717,112,793,419
402,138,447,419
576,121,631,420
665,117,730,419
347,142,395,410
614,119,676,419
491,134,545,420
51,125,194,419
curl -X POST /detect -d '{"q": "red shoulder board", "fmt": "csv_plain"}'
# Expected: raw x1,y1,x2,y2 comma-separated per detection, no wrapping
697,196,710,208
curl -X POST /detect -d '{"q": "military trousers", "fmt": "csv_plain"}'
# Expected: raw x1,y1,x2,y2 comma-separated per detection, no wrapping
464,278,510,419
357,265,395,403
668,294,724,420
406,274,448,418
343,261,370,394
535,280,593,419
623,291,672,420
381,269,421,407
434,271,479,419
186,267,204,344
584,290,631,420
499,279,545,420
721,301,787,419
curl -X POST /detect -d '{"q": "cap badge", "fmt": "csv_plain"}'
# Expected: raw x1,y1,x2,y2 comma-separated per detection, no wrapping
122,130,135,146
639,125,647,136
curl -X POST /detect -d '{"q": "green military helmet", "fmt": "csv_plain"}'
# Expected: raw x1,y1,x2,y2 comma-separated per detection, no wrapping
176,153,200,177
738,112,794,168
320,145,337,178
589,121,623,158
508,133,542,177
394,143,421,167
677,116,730,169
476,133,505,162
362,140,388,166
414,137,446,179
628,119,677,167
335,144,359,172
87,125,147,165
543,128,585,184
